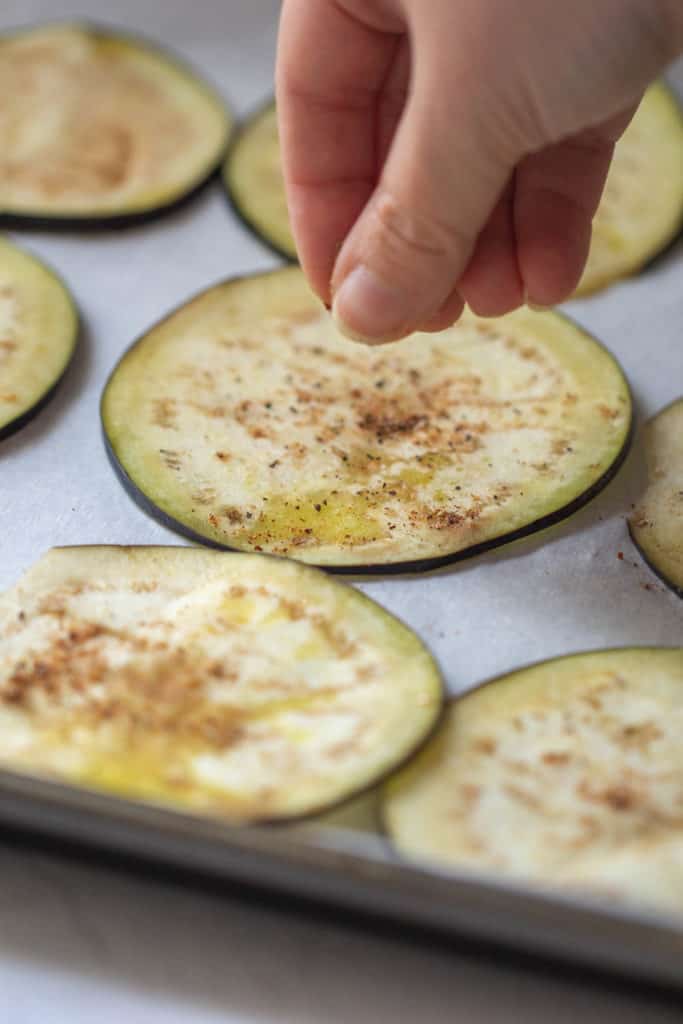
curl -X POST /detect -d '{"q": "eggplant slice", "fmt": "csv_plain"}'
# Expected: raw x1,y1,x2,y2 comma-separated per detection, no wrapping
576,82,683,297
223,103,296,259
383,648,683,915
0,546,443,822
223,84,683,294
102,266,631,573
0,236,78,440
0,23,232,228
629,399,683,598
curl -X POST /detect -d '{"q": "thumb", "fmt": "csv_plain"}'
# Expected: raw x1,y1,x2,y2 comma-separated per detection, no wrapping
331,47,514,344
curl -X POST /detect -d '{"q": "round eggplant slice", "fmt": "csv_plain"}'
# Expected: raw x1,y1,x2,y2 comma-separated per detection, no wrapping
0,546,443,822
576,82,683,296
223,103,296,260
0,23,232,228
223,84,683,294
0,236,78,440
629,399,683,598
383,648,683,915
102,266,632,573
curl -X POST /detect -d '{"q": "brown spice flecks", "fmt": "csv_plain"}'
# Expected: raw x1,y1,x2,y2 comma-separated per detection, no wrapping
0,35,195,202
541,751,570,766
151,399,178,429
502,782,542,810
577,780,638,812
358,412,428,439
621,722,662,746
191,488,217,507
248,427,273,440
459,783,482,809
604,785,637,812
1,607,339,754
472,736,497,755
159,449,182,471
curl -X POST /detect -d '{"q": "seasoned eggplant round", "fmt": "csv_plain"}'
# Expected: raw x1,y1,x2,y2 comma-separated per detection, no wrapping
222,85,683,295
102,266,632,573
0,23,232,228
383,648,683,915
629,399,683,598
0,236,78,440
0,546,443,822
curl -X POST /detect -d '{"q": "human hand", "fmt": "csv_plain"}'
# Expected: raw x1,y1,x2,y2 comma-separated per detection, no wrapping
276,0,682,343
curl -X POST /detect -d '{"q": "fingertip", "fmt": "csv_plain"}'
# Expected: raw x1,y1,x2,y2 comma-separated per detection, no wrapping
331,266,414,344
519,220,592,307
459,270,525,318
417,289,465,334
514,136,614,307
457,183,525,318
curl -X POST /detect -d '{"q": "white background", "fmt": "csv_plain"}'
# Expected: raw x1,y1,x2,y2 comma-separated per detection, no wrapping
1,1,682,1020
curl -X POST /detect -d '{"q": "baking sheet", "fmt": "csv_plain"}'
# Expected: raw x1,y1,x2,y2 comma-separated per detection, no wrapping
1,0,682,976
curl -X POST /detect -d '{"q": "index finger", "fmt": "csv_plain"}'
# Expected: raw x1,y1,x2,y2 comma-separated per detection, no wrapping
276,1,399,301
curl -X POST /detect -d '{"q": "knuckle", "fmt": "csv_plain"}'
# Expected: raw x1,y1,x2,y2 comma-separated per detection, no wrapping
369,190,474,266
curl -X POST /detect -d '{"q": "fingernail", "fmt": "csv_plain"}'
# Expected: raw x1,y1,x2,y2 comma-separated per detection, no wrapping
332,265,414,345
522,287,552,313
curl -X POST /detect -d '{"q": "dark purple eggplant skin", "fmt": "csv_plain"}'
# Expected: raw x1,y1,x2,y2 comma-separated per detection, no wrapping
0,173,223,233
220,99,298,263
101,274,634,576
0,21,233,232
0,353,77,442
0,255,80,444
626,396,683,602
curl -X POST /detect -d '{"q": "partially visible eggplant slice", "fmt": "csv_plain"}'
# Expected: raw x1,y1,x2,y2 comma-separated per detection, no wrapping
0,236,78,440
223,84,683,294
223,102,296,259
383,648,683,916
0,23,232,228
0,546,443,822
101,266,632,573
576,82,683,296
629,399,683,598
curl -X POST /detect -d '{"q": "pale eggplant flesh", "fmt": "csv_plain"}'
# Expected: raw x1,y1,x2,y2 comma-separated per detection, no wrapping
629,399,683,598
576,82,683,297
0,236,78,440
102,265,632,573
0,23,233,228
223,103,295,260
382,648,683,917
0,546,444,822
